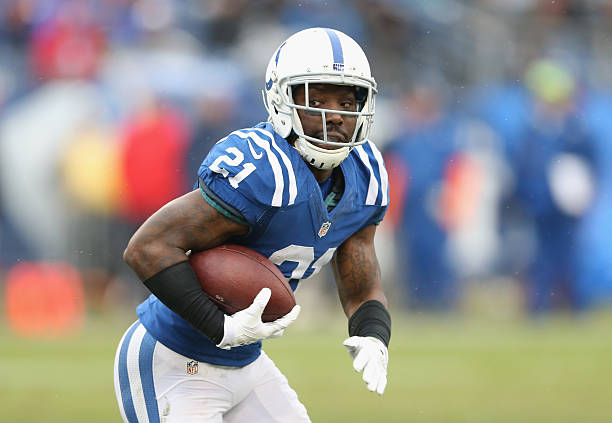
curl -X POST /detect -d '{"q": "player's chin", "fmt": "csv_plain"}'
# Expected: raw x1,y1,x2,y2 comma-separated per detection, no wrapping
313,136,348,150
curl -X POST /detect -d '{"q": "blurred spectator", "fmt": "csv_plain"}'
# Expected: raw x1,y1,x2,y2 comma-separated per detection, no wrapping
0,81,109,262
118,95,191,226
503,59,599,312
28,1,106,82
60,124,123,310
574,90,612,309
384,79,464,310
445,120,510,283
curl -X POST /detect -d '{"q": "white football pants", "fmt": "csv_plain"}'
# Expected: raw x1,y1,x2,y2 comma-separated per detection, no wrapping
114,321,311,423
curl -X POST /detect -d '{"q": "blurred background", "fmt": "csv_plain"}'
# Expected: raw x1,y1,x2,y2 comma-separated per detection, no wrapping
1,1,612,422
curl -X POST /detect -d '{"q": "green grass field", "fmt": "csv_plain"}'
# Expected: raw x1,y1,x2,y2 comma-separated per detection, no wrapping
2,309,612,423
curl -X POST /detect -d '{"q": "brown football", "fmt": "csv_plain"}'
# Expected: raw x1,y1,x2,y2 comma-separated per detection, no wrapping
189,245,296,322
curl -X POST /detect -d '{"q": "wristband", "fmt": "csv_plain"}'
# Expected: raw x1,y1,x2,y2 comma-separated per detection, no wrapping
348,300,391,346
143,261,225,344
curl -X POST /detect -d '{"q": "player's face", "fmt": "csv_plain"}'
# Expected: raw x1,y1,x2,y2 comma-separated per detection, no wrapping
293,84,358,150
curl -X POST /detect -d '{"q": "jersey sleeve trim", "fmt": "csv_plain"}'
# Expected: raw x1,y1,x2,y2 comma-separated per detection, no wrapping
368,141,389,206
355,142,389,207
199,177,248,226
355,145,380,205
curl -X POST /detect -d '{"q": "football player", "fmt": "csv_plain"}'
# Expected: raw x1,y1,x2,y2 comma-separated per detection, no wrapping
114,27,391,423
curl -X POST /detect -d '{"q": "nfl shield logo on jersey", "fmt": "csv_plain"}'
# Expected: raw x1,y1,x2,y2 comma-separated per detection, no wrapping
186,360,199,375
318,221,332,237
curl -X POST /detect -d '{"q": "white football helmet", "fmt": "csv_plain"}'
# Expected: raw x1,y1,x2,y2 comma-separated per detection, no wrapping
262,27,377,169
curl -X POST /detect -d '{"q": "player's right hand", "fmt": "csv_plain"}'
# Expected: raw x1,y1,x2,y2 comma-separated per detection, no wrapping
216,288,301,350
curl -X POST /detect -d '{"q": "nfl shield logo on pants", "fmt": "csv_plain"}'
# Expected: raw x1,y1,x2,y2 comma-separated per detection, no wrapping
186,360,199,375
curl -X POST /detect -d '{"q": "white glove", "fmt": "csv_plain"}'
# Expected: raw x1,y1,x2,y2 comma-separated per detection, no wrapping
217,288,301,350
343,336,388,395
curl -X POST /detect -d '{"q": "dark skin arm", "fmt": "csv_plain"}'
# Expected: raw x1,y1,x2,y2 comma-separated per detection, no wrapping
123,189,249,281
331,224,388,319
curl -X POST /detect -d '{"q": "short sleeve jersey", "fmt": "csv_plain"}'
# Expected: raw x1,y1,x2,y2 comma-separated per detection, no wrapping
137,122,389,366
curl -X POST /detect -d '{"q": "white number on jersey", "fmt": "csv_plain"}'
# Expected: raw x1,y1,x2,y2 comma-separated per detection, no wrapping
268,245,336,280
209,146,256,189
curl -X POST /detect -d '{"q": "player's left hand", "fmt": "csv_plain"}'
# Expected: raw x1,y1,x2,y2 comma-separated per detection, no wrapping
343,336,388,395
217,288,300,350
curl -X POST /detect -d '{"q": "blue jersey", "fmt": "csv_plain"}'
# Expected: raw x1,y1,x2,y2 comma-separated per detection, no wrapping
137,122,388,366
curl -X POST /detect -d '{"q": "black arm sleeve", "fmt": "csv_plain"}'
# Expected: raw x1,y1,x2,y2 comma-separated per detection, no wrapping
348,300,391,346
143,261,225,344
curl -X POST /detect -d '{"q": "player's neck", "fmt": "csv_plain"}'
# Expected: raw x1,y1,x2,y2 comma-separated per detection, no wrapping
309,166,333,182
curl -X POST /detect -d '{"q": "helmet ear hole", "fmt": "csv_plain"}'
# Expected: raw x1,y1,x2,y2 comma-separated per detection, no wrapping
271,90,282,105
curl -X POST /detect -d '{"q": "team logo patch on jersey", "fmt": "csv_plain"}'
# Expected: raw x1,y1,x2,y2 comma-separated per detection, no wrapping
333,63,344,71
318,221,332,237
186,360,199,375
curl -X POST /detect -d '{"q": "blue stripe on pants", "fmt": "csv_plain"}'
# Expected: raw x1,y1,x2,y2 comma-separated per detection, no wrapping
118,322,140,423
139,332,160,422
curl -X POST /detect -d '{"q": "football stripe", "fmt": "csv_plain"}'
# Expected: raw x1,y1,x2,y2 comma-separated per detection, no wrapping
252,128,298,206
139,332,160,423
355,145,379,205
117,321,140,423
368,141,389,206
234,130,285,207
